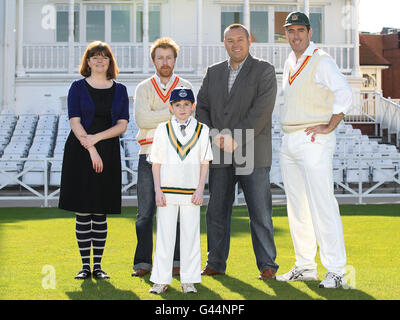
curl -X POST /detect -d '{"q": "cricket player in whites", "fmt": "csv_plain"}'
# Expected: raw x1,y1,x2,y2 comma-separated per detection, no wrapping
276,12,352,288
132,38,193,277
148,87,213,294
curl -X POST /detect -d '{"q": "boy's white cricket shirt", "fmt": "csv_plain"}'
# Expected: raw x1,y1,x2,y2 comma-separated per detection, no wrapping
148,116,213,205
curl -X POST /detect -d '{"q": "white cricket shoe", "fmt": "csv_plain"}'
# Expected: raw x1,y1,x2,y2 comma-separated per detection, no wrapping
181,283,197,293
149,283,168,294
318,272,344,289
276,266,319,282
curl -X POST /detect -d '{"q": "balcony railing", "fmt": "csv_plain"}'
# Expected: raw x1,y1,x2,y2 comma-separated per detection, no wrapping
23,43,355,75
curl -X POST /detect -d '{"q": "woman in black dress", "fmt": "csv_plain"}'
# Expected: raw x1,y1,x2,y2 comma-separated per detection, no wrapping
59,41,129,280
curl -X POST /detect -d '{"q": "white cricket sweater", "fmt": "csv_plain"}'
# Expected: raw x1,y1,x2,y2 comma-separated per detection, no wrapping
280,49,335,133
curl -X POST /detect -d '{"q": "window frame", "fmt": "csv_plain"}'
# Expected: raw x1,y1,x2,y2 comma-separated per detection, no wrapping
219,3,325,44
55,4,80,43
55,1,161,44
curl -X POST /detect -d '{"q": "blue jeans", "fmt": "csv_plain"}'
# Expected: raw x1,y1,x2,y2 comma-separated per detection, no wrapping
133,155,180,271
205,166,278,273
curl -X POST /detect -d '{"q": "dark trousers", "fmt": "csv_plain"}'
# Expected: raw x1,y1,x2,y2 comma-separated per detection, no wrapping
133,155,180,271
205,166,278,273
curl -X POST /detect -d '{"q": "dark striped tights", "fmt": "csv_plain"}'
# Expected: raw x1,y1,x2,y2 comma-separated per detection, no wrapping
75,213,107,272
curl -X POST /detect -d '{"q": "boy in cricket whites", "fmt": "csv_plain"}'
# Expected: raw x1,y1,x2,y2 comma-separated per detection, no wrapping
148,87,213,294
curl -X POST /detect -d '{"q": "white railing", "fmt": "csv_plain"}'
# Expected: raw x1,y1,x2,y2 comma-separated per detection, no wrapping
74,43,144,73
1,153,400,207
268,155,400,205
23,43,355,74
376,93,400,147
345,91,400,147
0,157,138,207
24,43,69,72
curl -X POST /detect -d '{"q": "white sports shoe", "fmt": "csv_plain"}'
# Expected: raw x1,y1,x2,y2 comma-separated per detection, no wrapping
276,266,319,282
318,272,344,289
181,283,197,293
149,283,168,294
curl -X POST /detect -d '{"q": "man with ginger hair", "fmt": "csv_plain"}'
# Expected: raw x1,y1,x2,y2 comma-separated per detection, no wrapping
132,37,193,277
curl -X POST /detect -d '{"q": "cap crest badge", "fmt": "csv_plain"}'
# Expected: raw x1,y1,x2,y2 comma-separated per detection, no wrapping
178,89,188,98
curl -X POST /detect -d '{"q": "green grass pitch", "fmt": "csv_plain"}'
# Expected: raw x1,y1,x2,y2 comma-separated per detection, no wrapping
0,204,399,300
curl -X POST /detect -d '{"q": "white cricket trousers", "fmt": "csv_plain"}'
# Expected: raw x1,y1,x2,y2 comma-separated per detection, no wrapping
280,129,346,275
150,204,201,284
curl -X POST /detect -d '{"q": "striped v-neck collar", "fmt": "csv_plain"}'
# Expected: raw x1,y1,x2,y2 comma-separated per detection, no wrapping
151,75,180,103
166,119,203,161
288,48,318,85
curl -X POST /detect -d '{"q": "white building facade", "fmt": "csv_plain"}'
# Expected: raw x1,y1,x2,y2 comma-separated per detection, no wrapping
1,0,363,114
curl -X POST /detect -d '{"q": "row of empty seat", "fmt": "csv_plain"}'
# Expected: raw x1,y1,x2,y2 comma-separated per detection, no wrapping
0,109,140,187
0,109,400,188
270,118,400,186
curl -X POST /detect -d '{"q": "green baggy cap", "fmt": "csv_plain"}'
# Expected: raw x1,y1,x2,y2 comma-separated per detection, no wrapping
283,11,310,27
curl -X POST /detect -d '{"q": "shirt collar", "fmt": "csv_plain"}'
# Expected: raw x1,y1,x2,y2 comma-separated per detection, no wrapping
303,42,317,56
153,73,176,90
228,55,249,71
172,115,192,127
288,42,316,64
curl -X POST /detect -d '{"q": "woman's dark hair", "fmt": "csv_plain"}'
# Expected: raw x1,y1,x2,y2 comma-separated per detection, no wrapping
79,41,119,79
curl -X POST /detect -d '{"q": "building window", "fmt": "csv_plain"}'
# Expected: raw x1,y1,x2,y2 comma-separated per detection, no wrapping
111,5,131,42
250,6,268,43
274,6,296,43
294,6,323,43
309,8,323,43
56,5,79,42
86,5,105,42
221,6,243,41
136,5,161,42
362,72,377,90
221,6,269,43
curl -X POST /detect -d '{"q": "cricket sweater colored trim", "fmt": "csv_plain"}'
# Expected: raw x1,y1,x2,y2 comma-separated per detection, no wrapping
280,48,335,133
134,76,193,155
166,120,203,161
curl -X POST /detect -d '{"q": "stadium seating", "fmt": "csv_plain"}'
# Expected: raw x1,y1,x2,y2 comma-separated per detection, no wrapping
0,112,400,192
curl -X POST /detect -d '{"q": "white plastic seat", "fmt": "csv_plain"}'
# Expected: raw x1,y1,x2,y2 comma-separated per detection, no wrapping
0,159,23,186
32,136,53,144
121,161,129,186
335,143,345,154
35,129,54,136
13,129,33,136
121,131,136,139
1,109,16,116
49,156,63,187
371,158,395,182
2,144,29,156
41,108,57,115
0,129,13,136
343,158,370,183
53,144,65,154
270,159,282,185
0,136,9,145
22,159,50,186
58,119,70,130
124,141,140,157
28,145,52,156
0,119,15,130
57,129,70,136
36,122,56,131
9,136,31,147
127,159,138,170
19,114,38,120
333,167,343,183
